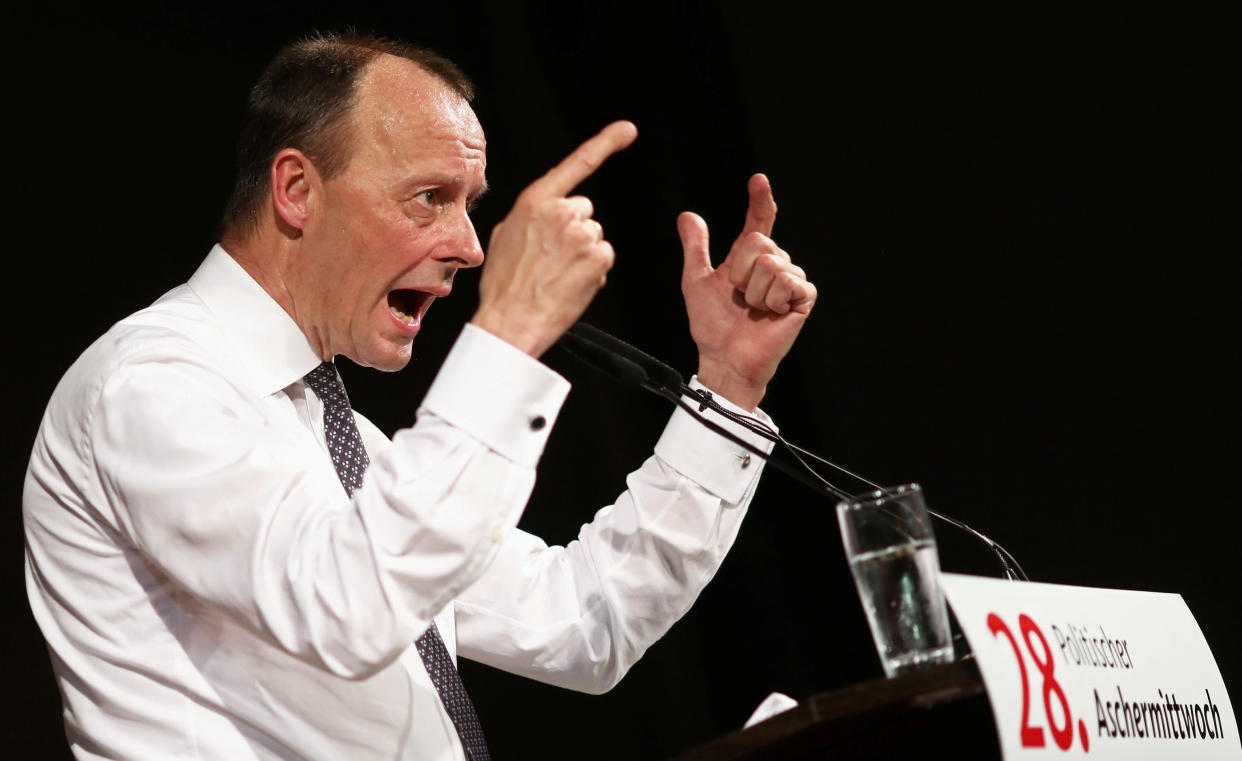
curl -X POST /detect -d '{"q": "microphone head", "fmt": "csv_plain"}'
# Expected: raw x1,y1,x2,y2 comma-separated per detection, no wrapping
567,323,685,393
555,329,649,390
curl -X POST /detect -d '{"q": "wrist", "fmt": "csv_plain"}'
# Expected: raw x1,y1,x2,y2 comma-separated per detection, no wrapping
695,360,766,411
469,309,546,357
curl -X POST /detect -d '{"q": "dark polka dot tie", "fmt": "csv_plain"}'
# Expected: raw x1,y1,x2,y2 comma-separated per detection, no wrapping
416,623,491,760
303,362,369,496
303,361,492,760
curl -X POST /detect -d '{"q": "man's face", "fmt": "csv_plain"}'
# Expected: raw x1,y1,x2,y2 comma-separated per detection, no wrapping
289,56,487,371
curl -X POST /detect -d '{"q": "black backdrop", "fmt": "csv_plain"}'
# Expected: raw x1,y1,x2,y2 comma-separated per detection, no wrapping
5,2,1239,757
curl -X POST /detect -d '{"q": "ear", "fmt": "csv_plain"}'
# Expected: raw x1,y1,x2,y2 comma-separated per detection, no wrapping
270,148,319,232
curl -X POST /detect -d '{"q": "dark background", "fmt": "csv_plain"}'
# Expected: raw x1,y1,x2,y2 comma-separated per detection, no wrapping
5,2,1238,757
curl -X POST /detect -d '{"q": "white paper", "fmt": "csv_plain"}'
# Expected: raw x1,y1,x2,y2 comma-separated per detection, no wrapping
941,573,1239,760
744,692,799,728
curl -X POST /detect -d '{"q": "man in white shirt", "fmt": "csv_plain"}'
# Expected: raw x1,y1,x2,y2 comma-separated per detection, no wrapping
24,33,816,760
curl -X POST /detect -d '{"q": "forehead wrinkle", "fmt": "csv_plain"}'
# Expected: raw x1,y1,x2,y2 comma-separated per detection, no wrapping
349,58,486,197
358,56,483,150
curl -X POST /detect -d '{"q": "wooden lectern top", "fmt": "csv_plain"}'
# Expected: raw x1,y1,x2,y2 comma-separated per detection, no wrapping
670,658,998,761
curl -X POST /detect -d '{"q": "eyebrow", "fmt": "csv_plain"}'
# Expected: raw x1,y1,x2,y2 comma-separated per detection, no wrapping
468,180,490,208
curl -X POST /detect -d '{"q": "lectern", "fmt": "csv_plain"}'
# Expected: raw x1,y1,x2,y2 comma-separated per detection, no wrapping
670,659,1001,760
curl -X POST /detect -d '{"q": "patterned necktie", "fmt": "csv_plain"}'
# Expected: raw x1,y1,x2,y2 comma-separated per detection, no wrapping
303,361,492,761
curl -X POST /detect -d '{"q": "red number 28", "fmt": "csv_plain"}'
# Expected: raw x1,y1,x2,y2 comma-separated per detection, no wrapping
987,613,1075,751
988,613,1045,747
1019,615,1074,750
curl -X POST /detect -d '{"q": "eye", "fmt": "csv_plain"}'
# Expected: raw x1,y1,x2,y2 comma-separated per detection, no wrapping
419,190,437,206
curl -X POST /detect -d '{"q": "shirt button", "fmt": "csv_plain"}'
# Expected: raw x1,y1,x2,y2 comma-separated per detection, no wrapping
529,415,546,431
738,453,751,469
491,526,503,542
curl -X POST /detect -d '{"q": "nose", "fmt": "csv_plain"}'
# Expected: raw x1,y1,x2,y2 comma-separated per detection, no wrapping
435,208,485,269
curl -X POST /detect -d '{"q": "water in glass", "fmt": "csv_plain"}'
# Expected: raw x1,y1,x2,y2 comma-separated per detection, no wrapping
849,538,953,676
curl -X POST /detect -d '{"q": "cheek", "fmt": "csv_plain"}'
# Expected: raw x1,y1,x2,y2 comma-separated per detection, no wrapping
379,222,435,270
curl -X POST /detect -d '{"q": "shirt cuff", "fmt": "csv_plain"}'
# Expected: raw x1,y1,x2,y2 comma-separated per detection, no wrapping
653,376,778,504
419,323,571,467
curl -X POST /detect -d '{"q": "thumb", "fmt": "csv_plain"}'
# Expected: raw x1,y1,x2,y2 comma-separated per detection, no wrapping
677,211,712,279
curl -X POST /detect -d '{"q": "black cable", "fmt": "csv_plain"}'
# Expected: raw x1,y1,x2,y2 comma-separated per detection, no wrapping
554,323,1031,581
679,386,1029,581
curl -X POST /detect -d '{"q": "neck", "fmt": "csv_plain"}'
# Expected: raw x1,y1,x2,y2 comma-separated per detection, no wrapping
222,225,331,361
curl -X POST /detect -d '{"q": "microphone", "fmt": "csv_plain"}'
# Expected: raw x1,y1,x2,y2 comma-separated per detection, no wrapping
559,322,685,396
554,322,1030,581
556,326,651,391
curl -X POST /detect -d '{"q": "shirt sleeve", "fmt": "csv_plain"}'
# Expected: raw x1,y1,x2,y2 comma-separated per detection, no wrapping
453,379,776,693
88,324,568,679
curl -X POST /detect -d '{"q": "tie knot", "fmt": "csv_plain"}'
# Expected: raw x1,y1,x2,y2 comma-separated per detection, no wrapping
304,361,351,410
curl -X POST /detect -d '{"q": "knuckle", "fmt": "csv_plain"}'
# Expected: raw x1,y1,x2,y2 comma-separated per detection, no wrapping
529,199,556,223
745,231,770,248
573,148,602,174
568,195,594,217
594,242,616,270
515,188,541,213
756,254,781,275
545,201,574,226
571,224,597,248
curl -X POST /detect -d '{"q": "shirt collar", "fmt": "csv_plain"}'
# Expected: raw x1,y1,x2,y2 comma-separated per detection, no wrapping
187,244,325,397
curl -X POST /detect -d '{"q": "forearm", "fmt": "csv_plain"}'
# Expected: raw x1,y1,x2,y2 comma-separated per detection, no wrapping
454,384,775,692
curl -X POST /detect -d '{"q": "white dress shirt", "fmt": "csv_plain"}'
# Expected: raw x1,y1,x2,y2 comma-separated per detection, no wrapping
24,245,775,760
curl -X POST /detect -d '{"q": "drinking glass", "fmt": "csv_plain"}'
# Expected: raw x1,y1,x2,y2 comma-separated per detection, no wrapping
837,483,954,677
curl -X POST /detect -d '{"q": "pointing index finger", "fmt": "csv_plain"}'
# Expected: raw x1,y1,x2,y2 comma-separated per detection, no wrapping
529,120,638,199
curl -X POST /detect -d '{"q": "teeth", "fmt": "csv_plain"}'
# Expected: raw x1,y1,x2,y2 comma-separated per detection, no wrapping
390,305,414,323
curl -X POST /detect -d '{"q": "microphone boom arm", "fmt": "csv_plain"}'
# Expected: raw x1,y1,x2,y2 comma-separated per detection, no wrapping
554,323,1029,581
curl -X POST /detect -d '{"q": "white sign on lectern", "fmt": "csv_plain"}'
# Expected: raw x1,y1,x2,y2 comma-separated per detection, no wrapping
940,573,1240,760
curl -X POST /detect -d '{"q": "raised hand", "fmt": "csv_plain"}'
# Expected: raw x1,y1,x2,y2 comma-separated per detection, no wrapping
473,121,638,357
679,174,817,410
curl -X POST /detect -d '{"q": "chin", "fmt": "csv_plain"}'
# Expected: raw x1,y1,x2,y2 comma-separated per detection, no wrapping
372,345,415,372
373,358,412,372
347,340,414,372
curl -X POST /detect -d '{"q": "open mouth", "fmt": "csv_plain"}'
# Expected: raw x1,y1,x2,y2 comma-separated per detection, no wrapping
387,289,433,326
